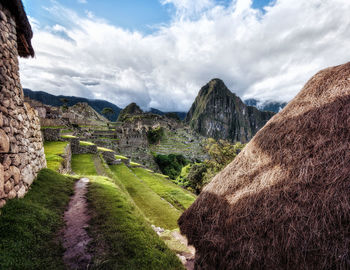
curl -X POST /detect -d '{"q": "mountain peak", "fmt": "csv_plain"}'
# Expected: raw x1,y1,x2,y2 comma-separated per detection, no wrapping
117,102,143,122
186,79,274,143
198,78,233,99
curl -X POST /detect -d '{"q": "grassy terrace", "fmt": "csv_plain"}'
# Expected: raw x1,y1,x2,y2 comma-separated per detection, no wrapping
72,154,98,175
61,134,77,139
71,154,184,269
44,141,69,171
87,176,184,270
132,168,196,211
115,154,129,160
80,141,95,146
0,169,74,269
109,164,181,229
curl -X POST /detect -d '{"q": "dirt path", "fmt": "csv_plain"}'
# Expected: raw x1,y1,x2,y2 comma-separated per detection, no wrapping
172,231,195,270
63,178,92,269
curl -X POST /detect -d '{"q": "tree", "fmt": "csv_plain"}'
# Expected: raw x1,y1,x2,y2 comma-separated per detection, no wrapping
60,98,69,112
187,163,207,194
147,127,164,144
101,107,115,120
201,138,245,186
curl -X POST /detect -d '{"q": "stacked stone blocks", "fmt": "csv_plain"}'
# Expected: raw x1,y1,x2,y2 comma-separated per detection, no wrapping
0,4,46,207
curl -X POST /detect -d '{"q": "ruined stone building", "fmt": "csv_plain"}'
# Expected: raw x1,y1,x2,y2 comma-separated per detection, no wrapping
0,0,46,207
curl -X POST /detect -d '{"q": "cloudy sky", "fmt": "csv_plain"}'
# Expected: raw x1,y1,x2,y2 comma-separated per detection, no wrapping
20,0,350,111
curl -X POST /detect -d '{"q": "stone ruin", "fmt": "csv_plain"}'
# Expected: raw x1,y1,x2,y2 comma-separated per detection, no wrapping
0,1,46,207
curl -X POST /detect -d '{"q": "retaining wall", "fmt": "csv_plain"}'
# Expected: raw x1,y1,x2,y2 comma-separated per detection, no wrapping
0,4,46,208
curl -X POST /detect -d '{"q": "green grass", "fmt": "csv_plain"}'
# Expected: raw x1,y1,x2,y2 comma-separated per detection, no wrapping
155,173,170,179
44,141,69,171
0,169,74,270
115,155,129,160
61,134,77,139
87,176,184,270
132,168,196,211
159,229,192,255
72,154,98,175
97,146,114,152
80,141,95,146
130,161,142,167
109,164,181,229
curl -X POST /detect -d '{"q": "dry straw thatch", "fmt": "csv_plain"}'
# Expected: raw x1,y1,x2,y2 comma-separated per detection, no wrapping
1,0,34,57
179,62,350,269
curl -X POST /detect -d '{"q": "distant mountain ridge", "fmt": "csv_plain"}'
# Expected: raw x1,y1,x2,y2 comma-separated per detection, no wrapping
244,98,287,113
23,89,187,121
148,108,187,120
186,79,275,143
23,88,122,121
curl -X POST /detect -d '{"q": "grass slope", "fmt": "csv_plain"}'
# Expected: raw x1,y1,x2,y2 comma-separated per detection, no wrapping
109,164,181,229
131,168,196,211
72,154,98,175
44,141,69,171
87,176,184,270
0,169,74,269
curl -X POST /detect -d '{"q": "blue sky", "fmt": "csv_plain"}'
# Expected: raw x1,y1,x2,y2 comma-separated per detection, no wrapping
19,0,350,111
23,0,272,33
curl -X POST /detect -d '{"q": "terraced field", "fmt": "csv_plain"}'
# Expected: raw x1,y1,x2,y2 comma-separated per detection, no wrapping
131,167,196,211
71,154,185,269
109,164,182,229
149,128,208,161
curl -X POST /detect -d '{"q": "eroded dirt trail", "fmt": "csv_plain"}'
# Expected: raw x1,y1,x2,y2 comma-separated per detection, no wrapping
63,178,92,269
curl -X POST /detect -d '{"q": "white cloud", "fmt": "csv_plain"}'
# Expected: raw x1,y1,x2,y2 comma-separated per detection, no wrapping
20,0,350,112
77,0,87,4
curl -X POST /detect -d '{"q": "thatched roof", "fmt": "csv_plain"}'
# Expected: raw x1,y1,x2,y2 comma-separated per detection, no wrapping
2,0,34,57
179,62,350,269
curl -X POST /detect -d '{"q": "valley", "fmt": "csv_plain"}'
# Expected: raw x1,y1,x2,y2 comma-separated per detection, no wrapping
1,77,271,269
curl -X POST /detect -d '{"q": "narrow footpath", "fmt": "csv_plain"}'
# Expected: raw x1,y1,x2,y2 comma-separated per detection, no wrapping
63,178,93,269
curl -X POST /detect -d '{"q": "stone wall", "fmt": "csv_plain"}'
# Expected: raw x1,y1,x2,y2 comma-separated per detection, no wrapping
42,128,61,141
59,143,71,174
70,138,97,154
101,151,121,165
0,5,46,207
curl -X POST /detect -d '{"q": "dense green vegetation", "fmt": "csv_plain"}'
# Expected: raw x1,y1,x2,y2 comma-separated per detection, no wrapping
173,139,245,193
153,153,188,179
0,169,74,269
147,127,165,144
109,164,181,229
202,138,245,183
44,141,69,171
132,167,196,211
87,176,184,270
72,154,98,175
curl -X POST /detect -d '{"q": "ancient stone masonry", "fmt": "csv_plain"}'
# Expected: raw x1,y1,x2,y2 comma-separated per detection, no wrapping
101,151,121,165
70,138,97,154
42,128,62,141
0,2,46,207
59,143,71,174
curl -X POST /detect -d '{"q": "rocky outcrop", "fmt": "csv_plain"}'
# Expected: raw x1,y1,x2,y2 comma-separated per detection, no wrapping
0,3,46,207
186,79,274,143
117,102,143,122
24,97,109,127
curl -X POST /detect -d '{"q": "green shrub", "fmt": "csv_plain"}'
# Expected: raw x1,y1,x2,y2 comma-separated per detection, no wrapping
153,154,188,179
147,127,164,144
